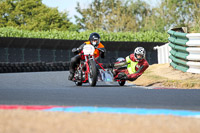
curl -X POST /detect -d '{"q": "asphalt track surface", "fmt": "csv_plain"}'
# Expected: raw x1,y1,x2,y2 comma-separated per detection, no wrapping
0,71,200,111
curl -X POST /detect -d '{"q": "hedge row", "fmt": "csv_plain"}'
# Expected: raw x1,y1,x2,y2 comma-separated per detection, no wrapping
0,27,168,42
0,62,70,73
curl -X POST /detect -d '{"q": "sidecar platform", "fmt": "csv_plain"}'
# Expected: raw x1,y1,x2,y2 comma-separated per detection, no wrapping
98,69,114,82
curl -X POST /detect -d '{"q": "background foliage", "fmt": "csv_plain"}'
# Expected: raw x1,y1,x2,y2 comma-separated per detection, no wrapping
0,27,168,42
0,0,199,42
75,0,200,32
0,0,78,31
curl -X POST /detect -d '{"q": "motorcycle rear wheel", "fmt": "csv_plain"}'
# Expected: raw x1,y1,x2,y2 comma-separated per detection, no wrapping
118,80,126,86
74,67,83,86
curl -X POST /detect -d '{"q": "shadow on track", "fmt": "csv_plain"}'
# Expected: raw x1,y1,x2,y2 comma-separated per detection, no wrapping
70,85,132,88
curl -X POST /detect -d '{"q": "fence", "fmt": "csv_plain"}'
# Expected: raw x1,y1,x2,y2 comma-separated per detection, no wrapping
0,37,164,73
167,28,200,74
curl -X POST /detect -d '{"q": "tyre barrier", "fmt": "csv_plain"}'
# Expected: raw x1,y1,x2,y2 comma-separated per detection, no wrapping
0,62,70,73
0,62,114,73
167,27,200,74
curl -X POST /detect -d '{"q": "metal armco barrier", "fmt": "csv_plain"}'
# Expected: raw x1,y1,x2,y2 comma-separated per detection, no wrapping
168,28,200,74
0,37,165,73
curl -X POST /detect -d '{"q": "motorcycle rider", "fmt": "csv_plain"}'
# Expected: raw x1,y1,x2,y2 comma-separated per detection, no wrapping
113,47,149,81
68,32,106,80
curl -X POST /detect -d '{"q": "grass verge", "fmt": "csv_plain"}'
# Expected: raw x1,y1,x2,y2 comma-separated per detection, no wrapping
132,63,200,89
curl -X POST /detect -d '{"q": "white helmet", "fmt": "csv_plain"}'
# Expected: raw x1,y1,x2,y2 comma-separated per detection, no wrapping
116,57,125,63
134,47,146,61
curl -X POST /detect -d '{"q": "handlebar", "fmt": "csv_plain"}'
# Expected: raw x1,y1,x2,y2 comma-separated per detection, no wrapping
72,46,105,54
96,47,105,52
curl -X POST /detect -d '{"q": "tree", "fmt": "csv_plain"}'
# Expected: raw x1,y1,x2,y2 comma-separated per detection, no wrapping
143,0,200,32
104,0,138,32
0,0,75,31
75,0,151,32
75,0,105,30
188,0,200,32
75,0,200,32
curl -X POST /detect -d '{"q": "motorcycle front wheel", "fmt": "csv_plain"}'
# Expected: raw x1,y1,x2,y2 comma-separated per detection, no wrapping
75,81,82,86
88,60,98,86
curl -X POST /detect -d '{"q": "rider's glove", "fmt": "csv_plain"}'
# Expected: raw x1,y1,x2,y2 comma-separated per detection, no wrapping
72,48,81,54
108,63,114,68
72,48,78,53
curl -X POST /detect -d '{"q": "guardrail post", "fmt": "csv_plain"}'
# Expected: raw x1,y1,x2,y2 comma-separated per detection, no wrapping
37,49,41,62
22,48,25,62
5,48,9,62
53,49,56,62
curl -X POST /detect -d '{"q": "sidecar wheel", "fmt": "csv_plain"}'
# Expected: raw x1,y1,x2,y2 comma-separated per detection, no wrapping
118,80,126,86
75,81,82,86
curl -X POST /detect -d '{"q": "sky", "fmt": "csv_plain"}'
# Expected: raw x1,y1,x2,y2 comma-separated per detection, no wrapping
42,0,159,24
